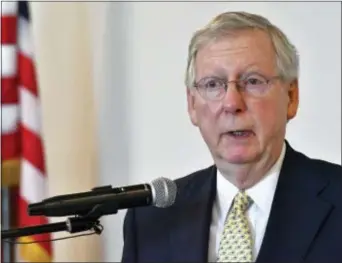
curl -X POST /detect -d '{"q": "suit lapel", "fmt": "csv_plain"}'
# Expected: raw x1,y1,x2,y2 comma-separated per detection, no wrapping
256,143,333,262
169,166,217,263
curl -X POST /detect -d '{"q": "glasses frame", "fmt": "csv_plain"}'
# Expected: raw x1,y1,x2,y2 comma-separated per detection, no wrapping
193,74,283,101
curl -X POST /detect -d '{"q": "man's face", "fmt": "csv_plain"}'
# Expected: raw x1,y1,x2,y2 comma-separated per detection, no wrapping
187,29,299,165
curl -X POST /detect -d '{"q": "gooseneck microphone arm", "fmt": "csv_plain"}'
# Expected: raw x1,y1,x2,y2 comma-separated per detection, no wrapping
1,202,118,240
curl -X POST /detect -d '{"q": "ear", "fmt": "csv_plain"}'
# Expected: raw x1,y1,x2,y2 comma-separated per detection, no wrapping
287,79,299,121
187,88,198,126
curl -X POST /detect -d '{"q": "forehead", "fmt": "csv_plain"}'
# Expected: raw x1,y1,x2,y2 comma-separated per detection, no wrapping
195,29,276,76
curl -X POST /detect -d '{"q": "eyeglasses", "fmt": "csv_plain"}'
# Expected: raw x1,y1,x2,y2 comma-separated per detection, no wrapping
193,74,282,101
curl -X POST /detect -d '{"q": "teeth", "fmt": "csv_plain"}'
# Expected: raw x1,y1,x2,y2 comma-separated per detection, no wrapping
233,131,245,136
230,130,250,136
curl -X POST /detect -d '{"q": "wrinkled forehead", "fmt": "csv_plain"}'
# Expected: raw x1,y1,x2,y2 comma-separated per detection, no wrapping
195,29,277,77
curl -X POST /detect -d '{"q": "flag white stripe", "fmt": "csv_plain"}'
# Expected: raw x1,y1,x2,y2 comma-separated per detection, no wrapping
20,159,47,204
1,104,19,134
18,17,34,59
1,45,17,77
20,86,42,136
1,2,18,16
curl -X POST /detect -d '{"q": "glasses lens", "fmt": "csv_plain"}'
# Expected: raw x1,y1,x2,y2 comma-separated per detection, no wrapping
197,77,226,100
243,76,269,96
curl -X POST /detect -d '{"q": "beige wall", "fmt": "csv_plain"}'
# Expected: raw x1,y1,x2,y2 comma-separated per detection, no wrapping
30,2,103,261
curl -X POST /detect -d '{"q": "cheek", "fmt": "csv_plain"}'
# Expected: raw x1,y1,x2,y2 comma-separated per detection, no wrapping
195,100,222,124
207,102,224,114
195,102,222,140
250,98,288,136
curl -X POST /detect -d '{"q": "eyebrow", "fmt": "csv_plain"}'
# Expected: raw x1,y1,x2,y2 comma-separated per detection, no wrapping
239,63,267,76
207,63,265,76
200,70,267,81
239,71,268,79
196,62,272,82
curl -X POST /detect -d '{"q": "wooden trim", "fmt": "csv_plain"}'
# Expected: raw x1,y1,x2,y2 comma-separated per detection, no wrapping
1,159,20,187
18,236,52,262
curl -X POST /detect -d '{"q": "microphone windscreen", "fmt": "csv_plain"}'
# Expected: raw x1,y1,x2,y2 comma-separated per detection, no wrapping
151,177,177,208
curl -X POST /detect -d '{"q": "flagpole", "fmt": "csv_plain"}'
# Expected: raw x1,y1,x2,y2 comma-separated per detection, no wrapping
1,187,12,262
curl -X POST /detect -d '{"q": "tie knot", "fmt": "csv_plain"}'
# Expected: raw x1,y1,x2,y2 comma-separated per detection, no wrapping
233,191,252,212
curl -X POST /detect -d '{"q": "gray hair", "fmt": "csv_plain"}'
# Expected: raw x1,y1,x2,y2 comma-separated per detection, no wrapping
185,11,299,88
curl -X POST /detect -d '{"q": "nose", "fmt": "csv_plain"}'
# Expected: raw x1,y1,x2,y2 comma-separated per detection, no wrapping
221,82,247,114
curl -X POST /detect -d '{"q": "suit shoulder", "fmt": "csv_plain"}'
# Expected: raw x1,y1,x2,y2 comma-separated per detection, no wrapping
307,155,342,183
313,158,342,195
173,165,215,188
290,146,341,181
302,154,342,206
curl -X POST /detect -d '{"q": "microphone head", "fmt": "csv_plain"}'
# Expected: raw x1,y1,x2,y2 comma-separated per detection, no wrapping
150,177,177,208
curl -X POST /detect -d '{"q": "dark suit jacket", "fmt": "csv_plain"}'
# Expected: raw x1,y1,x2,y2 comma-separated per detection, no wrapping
121,142,342,262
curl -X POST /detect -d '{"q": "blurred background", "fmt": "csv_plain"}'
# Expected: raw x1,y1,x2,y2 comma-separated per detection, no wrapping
1,1,341,262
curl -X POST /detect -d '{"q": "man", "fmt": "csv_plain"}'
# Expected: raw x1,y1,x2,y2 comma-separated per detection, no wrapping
121,11,342,263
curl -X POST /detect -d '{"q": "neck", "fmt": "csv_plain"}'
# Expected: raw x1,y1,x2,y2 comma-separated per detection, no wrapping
216,143,284,190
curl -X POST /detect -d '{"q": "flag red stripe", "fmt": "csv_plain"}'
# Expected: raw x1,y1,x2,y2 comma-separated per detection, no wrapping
20,125,46,174
18,53,38,96
19,197,52,255
1,16,17,44
1,77,19,103
2,1,53,260
1,132,21,161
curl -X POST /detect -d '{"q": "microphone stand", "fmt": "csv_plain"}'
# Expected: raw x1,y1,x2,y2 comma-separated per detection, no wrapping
1,204,118,240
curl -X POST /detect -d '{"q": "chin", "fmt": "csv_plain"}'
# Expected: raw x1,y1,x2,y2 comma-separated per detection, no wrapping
219,147,260,164
222,155,255,164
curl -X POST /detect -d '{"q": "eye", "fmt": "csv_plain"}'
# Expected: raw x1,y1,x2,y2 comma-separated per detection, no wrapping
242,74,270,96
245,77,265,85
203,78,224,89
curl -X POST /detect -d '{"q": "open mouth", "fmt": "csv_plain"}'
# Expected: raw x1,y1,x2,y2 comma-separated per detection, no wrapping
226,130,254,138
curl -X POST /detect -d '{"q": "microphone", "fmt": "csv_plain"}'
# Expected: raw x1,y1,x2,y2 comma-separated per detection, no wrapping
28,177,177,217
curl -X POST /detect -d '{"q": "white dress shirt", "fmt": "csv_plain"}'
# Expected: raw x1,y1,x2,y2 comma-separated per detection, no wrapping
208,143,287,262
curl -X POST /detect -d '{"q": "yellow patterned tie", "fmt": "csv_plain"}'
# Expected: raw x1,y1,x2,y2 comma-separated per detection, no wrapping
217,191,253,262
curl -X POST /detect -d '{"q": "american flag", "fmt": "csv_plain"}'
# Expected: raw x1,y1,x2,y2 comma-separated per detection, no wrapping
1,1,52,261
